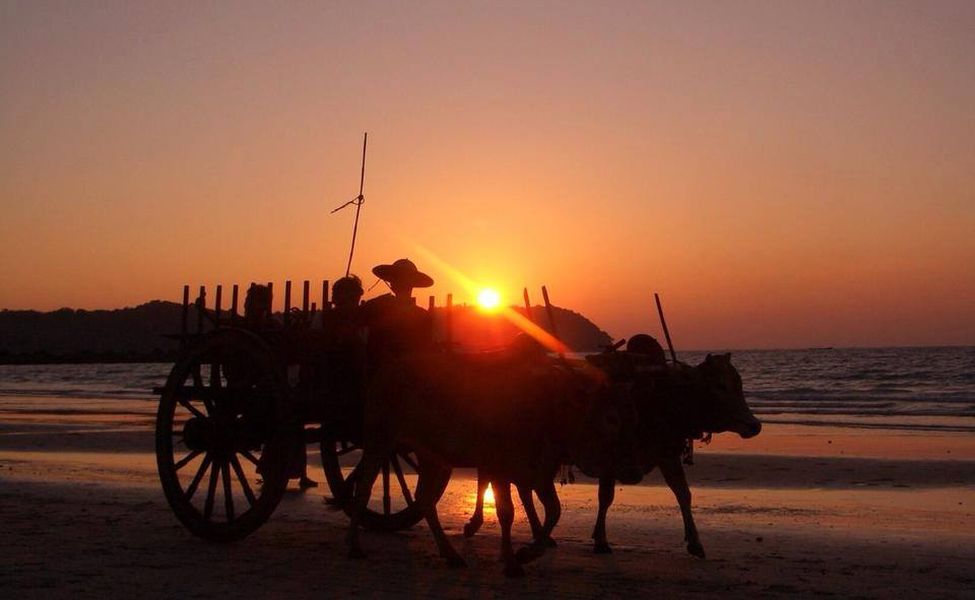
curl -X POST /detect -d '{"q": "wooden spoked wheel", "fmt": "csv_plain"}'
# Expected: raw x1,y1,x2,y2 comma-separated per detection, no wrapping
156,329,293,542
320,439,446,532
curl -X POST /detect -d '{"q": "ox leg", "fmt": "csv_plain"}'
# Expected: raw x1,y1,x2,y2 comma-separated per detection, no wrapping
420,464,466,568
535,478,561,547
591,476,615,554
345,449,385,559
515,479,560,564
493,480,524,577
463,470,487,538
516,484,546,543
659,455,705,558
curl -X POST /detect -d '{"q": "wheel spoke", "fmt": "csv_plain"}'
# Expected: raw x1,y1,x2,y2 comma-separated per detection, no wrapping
240,450,260,466
399,452,419,472
336,443,359,457
174,449,203,471
382,462,391,516
192,364,216,415
230,455,257,506
177,397,205,419
391,455,414,506
186,454,213,500
222,462,234,522
203,459,220,521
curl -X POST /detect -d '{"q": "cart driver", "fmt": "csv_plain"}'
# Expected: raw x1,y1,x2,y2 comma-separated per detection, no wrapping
361,258,434,367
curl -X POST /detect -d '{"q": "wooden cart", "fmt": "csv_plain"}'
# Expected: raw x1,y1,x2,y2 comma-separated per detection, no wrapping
154,281,445,541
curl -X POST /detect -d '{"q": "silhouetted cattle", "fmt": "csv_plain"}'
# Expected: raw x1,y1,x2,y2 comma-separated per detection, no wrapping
464,352,761,558
345,352,643,577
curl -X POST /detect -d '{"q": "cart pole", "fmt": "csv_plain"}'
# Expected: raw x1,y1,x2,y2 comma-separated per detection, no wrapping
284,280,292,326
181,285,189,340
654,292,678,364
321,280,330,312
230,284,239,323
214,285,223,323
196,285,206,334
446,293,453,347
302,280,310,317
522,287,532,322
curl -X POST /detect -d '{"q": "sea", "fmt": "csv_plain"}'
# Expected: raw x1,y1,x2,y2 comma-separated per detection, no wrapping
0,347,973,433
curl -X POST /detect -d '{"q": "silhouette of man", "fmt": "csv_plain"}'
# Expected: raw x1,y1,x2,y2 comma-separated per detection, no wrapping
361,258,434,366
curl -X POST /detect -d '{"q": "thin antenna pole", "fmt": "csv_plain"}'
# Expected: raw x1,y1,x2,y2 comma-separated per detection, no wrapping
345,132,368,277
654,292,678,364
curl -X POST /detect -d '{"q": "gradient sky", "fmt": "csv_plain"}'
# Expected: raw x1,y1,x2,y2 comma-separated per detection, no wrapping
2,1,973,348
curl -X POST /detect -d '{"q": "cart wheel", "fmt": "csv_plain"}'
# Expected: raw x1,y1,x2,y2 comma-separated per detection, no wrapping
320,439,446,531
156,329,293,542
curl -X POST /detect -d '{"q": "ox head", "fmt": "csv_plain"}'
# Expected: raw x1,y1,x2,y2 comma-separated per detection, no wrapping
690,353,761,439
567,375,645,485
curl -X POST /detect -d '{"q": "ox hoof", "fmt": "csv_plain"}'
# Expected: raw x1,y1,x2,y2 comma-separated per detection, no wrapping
593,542,613,554
515,544,544,564
463,521,481,538
538,536,557,548
687,542,706,559
503,563,526,578
348,548,367,560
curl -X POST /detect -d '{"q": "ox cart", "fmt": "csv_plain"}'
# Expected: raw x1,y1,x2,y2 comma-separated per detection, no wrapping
154,281,445,541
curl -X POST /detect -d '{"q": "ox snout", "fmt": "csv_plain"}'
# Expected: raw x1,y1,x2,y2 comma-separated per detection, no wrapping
737,418,762,439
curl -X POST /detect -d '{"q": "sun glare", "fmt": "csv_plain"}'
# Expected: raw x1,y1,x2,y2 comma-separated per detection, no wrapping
483,483,495,505
476,288,502,312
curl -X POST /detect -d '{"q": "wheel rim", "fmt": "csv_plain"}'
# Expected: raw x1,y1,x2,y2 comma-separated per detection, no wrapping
157,334,289,539
321,439,436,530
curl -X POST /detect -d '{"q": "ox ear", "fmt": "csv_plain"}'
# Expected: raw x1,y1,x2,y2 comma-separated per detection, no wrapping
722,352,731,362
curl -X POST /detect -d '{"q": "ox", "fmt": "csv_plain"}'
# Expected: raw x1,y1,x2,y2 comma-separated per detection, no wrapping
464,352,761,558
345,351,643,577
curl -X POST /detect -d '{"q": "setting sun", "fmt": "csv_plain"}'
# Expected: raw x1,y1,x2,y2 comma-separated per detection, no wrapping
476,288,502,312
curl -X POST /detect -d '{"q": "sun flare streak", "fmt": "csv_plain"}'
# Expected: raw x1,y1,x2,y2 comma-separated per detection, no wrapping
414,245,570,354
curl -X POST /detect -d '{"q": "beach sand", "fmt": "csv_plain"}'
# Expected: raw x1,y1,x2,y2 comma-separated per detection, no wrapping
1,397,973,598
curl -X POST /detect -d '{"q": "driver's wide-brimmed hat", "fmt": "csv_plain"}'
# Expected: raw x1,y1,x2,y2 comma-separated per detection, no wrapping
372,258,434,288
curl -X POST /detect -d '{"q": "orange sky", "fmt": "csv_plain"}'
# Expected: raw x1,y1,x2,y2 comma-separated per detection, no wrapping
1,2,973,348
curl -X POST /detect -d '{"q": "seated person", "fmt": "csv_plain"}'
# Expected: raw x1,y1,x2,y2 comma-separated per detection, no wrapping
361,258,434,366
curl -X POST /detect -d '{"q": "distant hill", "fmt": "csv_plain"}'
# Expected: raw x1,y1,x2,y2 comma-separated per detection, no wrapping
0,301,612,364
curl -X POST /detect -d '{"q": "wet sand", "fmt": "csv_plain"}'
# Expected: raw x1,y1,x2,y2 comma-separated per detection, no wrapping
1,396,973,598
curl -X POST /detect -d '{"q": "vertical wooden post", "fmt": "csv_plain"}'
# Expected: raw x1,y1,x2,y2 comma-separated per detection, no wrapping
231,284,239,322
181,285,190,338
267,282,274,313
214,285,223,324
196,285,206,334
428,295,435,311
322,280,330,312
302,280,310,316
284,280,292,326
541,285,564,358
654,293,678,364
445,293,453,347
522,287,532,322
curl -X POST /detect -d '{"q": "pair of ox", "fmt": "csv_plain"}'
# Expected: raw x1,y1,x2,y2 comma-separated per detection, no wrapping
345,349,759,576
464,352,762,559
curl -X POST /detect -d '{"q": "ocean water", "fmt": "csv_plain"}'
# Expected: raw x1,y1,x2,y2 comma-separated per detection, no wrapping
0,347,972,431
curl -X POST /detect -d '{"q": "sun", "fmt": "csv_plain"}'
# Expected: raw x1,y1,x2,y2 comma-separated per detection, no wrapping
476,288,502,312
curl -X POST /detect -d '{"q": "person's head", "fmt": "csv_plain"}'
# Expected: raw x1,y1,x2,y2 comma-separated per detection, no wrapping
244,283,272,322
371,258,434,299
332,275,363,309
